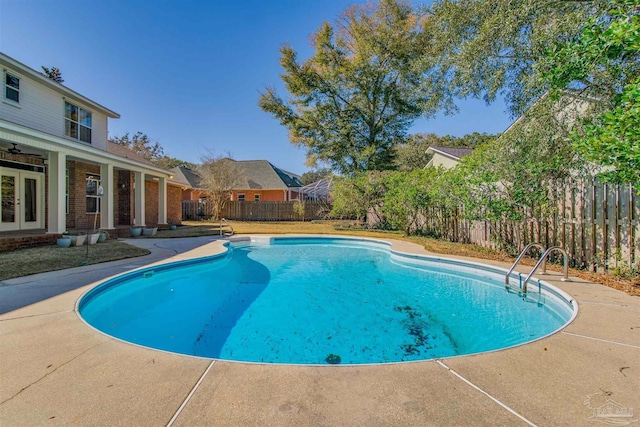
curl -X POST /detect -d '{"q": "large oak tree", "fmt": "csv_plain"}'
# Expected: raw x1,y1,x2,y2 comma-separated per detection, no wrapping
259,0,450,175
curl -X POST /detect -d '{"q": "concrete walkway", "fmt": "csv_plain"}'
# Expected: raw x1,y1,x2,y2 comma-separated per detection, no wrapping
1,237,638,426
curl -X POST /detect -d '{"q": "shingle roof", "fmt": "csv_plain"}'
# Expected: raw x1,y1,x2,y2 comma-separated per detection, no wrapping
107,141,157,167
170,165,202,189
428,146,474,160
233,160,302,190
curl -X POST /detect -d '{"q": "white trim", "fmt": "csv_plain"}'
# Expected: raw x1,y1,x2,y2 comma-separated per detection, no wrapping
0,120,171,177
64,100,93,144
425,146,466,161
4,70,20,104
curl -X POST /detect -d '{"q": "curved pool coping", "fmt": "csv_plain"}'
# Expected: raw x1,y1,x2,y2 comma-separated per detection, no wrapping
75,234,579,366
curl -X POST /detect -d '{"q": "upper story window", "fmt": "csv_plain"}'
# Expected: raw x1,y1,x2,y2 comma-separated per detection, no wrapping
5,73,19,103
237,193,245,201
254,194,260,201
65,101,92,143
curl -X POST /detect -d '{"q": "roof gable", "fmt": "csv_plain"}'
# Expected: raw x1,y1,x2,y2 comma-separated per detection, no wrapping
170,165,202,188
427,146,474,160
234,160,302,190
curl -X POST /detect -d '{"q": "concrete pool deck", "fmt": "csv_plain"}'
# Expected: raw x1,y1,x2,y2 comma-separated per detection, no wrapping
1,236,638,426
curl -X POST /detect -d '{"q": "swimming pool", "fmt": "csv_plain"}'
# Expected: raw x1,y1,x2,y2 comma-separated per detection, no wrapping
78,236,577,365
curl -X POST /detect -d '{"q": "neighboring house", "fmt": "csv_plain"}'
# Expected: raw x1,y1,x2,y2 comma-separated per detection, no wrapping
0,52,177,236
425,146,474,169
170,165,206,201
229,160,302,201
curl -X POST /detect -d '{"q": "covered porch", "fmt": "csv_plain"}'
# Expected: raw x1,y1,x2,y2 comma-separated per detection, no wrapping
0,120,172,237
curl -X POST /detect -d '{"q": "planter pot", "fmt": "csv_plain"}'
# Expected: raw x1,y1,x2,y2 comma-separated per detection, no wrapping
169,225,177,231
142,227,158,237
56,238,71,248
130,227,142,237
87,233,100,245
68,235,86,247
97,231,108,243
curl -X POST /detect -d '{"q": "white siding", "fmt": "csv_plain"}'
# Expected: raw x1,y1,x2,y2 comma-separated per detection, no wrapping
0,68,109,150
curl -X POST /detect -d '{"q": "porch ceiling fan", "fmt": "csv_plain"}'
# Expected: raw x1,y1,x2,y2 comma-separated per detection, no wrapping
4,143,42,157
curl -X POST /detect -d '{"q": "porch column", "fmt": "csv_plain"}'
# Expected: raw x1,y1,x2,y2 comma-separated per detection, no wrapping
100,163,114,229
134,171,145,226
47,151,66,233
158,176,167,225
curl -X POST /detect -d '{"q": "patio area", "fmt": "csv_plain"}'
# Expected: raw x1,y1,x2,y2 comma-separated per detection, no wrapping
0,236,638,426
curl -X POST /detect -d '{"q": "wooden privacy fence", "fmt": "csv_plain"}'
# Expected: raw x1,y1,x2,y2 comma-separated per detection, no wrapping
420,180,639,271
182,200,332,221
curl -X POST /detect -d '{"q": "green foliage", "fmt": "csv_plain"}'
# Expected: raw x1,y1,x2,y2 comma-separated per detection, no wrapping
380,169,437,234
394,132,497,171
259,0,450,174
331,172,387,222
541,0,640,191
41,66,64,83
300,168,333,185
293,199,305,219
428,0,600,115
154,156,199,171
444,95,588,222
331,96,588,237
109,132,164,162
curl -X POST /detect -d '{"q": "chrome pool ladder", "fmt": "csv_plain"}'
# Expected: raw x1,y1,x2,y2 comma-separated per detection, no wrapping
219,218,234,237
505,243,570,293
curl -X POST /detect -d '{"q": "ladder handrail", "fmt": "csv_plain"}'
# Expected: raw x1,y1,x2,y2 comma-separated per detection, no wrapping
219,218,234,237
522,246,569,293
505,243,546,285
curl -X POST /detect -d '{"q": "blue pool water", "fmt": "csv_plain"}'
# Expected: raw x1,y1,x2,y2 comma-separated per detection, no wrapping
79,237,575,364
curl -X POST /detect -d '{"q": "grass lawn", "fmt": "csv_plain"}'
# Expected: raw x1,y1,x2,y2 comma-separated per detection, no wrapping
0,240,150,281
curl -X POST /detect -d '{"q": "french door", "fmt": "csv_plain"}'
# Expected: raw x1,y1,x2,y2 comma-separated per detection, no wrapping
0,168,44,231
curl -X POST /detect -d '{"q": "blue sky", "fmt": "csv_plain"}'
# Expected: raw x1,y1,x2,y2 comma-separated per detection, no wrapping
0,0,512,175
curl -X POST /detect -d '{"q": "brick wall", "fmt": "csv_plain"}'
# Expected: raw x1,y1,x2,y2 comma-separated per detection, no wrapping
145,179,159,226
231,189,294,202
182,189,205,201
168,185,182,225
0,235,60,253
66,161,101,231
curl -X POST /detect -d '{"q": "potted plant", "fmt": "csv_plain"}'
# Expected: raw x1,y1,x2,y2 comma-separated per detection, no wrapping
142,226,158,236
67,233,86,247
56,233,71,248
169,224,177,231
130,227,143,237
97,230,108,243
87,232,100,245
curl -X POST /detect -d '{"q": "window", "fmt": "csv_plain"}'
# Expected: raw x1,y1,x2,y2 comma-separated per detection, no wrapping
86,174,101,213
254,194,260,201
5,73,19,103
237,193,245,201
65,101,92,143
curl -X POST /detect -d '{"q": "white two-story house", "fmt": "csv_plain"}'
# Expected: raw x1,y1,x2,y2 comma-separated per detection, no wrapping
0,52,182,239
